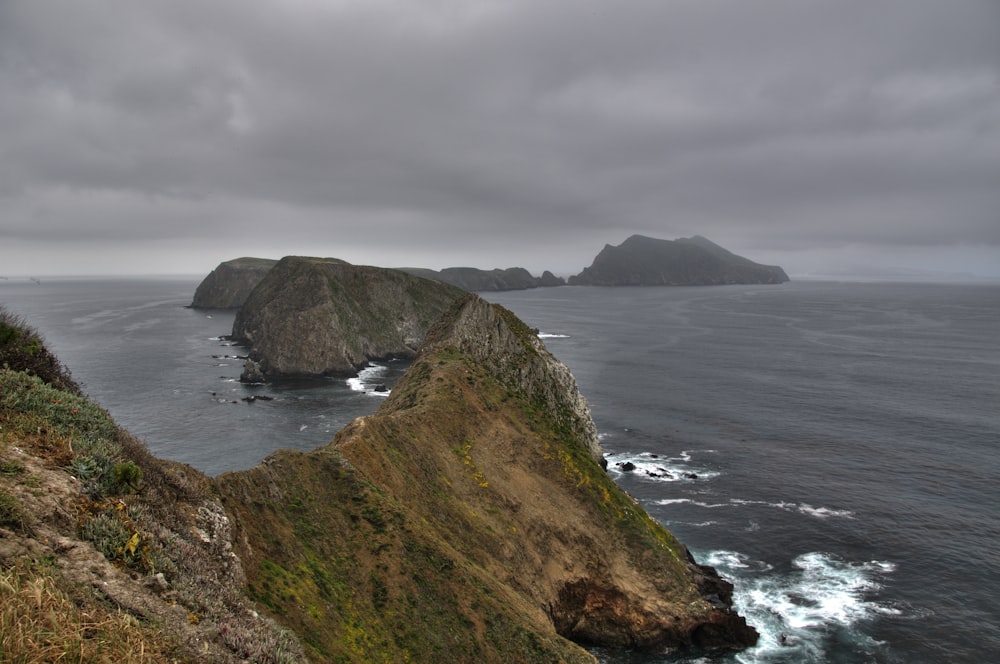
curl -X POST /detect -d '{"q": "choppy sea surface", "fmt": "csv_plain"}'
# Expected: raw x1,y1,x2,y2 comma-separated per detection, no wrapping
2,277,998,662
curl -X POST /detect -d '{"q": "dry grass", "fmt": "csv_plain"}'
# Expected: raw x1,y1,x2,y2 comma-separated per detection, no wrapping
0,560,179,663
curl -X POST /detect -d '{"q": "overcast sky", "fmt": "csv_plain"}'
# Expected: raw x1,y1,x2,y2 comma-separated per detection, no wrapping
1,0,998,280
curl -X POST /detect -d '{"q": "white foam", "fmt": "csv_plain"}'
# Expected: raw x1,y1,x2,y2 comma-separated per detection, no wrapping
731,498,855,520
346,363,391,397
538,332,570,339
604,450,719,483
655,497,730,509
797,504,855,519
704,550,897,663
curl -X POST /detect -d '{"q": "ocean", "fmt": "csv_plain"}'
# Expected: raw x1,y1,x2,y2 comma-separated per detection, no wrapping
1,277,998,663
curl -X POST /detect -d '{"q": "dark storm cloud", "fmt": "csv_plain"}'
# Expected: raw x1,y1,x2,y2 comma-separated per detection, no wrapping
1,0,998,277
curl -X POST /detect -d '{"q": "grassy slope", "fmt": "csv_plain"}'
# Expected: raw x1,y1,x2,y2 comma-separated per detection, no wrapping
216,297,732,662
0,306,302,662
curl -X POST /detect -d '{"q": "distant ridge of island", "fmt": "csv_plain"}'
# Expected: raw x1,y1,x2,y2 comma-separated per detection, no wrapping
398,266,565,291
568,235,790,286
190,235,788,309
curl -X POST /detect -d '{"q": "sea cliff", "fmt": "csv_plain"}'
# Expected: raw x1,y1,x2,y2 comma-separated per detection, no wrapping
191,257,279,309
231,256,466,381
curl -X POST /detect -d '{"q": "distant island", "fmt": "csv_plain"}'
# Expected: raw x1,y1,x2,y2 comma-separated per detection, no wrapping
399,266,565,291
192,236,787,311
569,235,789,286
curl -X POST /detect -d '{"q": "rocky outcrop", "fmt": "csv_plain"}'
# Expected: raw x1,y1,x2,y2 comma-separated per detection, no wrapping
419,294,603,466
569,235,789,286
231,256,465,381
191,257,278,309
400,266,566,291
538,269,566,287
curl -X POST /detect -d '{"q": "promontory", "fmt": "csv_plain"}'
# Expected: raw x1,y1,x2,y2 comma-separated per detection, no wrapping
1,297,758,662
191,257,278,309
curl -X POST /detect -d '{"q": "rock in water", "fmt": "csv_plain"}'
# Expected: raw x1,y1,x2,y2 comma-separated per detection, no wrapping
191,257,278,309
231,256,466,381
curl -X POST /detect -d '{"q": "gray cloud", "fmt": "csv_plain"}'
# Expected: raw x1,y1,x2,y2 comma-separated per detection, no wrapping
1,0,998,278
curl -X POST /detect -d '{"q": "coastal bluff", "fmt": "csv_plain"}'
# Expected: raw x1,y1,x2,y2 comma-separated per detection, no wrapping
191,257,278,309
1,297,756,662
570,235,789,286
217,294,758,659
231,256,465,381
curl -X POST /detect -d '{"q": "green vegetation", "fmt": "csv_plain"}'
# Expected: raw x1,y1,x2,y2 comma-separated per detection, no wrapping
0,486,27,530
0,306,80,394
1,306,301,662
0,292,748,662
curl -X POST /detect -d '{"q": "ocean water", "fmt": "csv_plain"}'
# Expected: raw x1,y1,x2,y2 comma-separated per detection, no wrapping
2,277,998,662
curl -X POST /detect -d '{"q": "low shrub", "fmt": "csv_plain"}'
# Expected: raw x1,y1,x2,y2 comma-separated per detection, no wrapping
0,306,80,394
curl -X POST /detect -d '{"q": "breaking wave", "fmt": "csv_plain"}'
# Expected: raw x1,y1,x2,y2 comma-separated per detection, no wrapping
701,550,897,663
654,497,854,520
604,450,720,482
346,363,392,397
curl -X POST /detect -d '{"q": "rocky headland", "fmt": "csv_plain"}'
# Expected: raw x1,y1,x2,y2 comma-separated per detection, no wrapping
231,256,466,382
1,296,757,662
569,235,789,286
191,257,279,309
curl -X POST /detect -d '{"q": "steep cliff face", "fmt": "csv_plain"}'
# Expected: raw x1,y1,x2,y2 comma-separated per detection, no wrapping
231,256,465,381
191,257,278,309
569,235,789,286
218,295,756,661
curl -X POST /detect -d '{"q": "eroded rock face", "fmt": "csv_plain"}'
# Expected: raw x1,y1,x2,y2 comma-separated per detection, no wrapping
191,257,278,309
230,256,465,381
421,294,603,466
